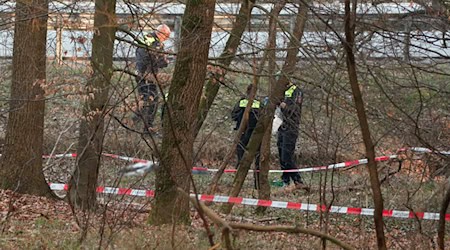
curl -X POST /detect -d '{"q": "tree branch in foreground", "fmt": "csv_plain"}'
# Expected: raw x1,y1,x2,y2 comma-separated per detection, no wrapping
178,189,355,250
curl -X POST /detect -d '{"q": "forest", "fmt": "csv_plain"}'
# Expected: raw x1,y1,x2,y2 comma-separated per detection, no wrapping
0,0,449,249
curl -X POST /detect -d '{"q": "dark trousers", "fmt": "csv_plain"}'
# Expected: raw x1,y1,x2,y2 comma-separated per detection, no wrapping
277,128,302,185
236,131,261,189
136,76,159,128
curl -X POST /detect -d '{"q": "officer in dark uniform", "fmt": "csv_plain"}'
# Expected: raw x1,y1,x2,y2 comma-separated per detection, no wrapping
277,82,309,191
135,24,171,133
231,84,261,189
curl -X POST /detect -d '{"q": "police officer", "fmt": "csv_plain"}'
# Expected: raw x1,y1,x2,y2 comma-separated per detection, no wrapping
277,81,309,191
231,84,261,189
135,24,171,133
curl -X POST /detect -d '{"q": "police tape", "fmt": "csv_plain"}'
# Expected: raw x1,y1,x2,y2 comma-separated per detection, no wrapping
43,152,398,174
43,153,148,163
43,145,449,174
408,147,450,155
48,183,450,221
193,155,398,173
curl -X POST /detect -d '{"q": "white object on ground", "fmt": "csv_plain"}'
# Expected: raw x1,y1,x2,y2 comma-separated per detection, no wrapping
119,161,159,176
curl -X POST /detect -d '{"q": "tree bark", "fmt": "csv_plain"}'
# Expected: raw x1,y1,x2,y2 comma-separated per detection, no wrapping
206,81,257,196
0,0,52,197
68,0,117,210
150,0,216,225
343,0,387,249
207,0,287,197
256,1,286,213
222,2,309,215
195,0,254,135
437,180,450,250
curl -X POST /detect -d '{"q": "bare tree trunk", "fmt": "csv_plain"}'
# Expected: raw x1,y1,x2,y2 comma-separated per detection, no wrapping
256,1,286,213
195,0,254,135
150,0,216,225
222,2,309,214
206,104,253,196
438,180,450,250
68,0,117,210
256,126,272,213
204,1,255,195
207,1,287,197
343,0,387,249
403,16,412,62
0,0,52,197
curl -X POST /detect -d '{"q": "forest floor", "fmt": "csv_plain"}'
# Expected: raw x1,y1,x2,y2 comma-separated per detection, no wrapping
0,63,449,249
0,153,449,249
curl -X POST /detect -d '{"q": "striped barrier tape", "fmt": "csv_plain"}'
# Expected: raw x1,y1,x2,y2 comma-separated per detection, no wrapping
101,153,150,163
48,183,450,221
409,147,450,155
43,153,77,159
43,153,149,163
192,155,398,173
43,152,399,174
43,145,448,174
42,146,448,164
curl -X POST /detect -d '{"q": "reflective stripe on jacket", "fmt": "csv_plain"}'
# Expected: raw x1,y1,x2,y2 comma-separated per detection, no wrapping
143,36,156,47
285,85,297,98
135,33,168,76
239,99,261,109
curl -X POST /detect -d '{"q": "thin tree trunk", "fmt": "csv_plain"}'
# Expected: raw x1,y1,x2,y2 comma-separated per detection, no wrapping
222,3,309,214
437,180,450,250
195,0,254,135
206,82,258,196
431,1,450,246
150,0,216,225
0,0,52,197
199,0,254,196
256,1,286,213
343,0,387,249
403,16,412,62
207,1,286,196
68,0,117,210
432,4,450,248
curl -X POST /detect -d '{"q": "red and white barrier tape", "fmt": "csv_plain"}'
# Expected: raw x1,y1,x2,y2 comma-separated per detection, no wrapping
43,152,398,174
43,146,448,174
43,153,149,163
49,183,450,221
408,147,450,155
192,155,398,173
101,153,150,163
43,153,77,159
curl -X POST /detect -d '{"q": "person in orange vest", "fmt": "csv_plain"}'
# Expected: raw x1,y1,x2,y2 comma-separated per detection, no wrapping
231,84,261,189
135,24,171,134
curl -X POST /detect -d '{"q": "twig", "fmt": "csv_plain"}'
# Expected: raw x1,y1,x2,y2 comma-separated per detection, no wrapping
180,188,354,250
208,243,221,250
45,122,75,164
43,142,76,171
224,214,257,223
229,223,355,250
178,188,232,231
222,227,233,250
257,217,281,223
379,160,403,185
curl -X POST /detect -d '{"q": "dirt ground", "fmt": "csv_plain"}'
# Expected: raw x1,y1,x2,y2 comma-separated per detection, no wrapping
1,151,449,249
